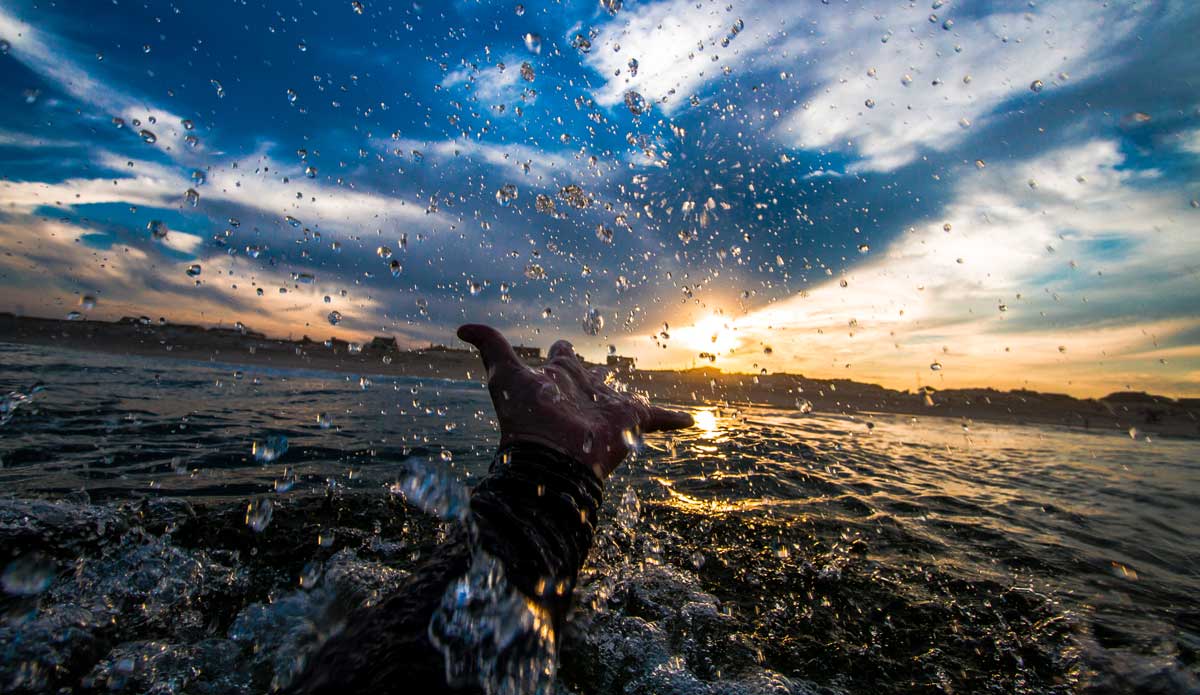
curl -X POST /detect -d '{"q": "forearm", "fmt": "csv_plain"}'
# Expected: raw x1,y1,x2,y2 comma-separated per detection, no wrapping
285,442,603,694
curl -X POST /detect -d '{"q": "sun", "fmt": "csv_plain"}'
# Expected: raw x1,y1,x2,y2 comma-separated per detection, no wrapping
674,313,741,359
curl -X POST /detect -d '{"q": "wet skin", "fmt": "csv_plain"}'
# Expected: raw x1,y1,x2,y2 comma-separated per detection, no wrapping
456,323,694,479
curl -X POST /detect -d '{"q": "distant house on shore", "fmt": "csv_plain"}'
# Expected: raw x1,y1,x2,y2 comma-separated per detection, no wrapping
514,346,541,360
208,326,266,340
118,316,152,326
368,336,399,352
606,355,636,370
420,344,470,354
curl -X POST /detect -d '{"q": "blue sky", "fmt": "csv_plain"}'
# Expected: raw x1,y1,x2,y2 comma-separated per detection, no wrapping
1,0,1198,397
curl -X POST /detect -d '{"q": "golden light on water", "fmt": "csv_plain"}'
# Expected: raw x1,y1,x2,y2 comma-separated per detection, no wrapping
692,409,719,439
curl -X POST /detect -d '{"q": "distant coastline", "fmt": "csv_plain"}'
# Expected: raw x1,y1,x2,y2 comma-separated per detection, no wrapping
2,312,1197,439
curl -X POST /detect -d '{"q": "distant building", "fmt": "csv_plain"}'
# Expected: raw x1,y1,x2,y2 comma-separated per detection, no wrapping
368,336,399,352
514,346,541,360
606,355,636,370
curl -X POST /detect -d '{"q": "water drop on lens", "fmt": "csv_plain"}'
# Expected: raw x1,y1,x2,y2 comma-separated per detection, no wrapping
245,498,273,532
495,183,518,205
327,310,342,325
253,435,288,462
581,308,604,335
1,554,56,596
186,264,202,277
139,129,157,144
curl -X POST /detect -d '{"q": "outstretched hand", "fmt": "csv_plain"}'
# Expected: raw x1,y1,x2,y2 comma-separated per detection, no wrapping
458,324,694,480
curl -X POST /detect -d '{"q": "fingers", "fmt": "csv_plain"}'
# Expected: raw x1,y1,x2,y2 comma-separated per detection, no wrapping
456,324,525,375
642,405,694,433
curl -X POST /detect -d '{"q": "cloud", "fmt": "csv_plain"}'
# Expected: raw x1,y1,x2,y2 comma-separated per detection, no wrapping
773,0,1146,172
582,0,1151,171
581,0,770,112
658,136,1200,397
0,215,386,341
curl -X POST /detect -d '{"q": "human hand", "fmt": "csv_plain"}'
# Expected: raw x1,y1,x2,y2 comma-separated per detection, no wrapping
457,324,694,480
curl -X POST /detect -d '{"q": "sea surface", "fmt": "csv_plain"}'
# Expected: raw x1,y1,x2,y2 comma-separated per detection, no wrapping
0,342,1197,694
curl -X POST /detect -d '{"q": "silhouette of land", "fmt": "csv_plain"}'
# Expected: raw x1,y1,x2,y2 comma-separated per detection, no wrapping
2,313,1197,438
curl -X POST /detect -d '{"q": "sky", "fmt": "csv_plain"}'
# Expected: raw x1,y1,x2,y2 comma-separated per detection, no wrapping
0,0,1198,398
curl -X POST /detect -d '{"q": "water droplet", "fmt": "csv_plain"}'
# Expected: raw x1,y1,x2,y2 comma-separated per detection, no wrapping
274,467,298,493
1,554,56,596
624,90,648,115
286,215,302,228
245,498,273,532
617,486,640,531
286,88,298,104
317,412,333,429
184,188,200,207
581,308,604,336
148,219,168,240
628,58,639,76
520,62,535,81
186,264,202,277
596,224,613,244
495,183,518,205
327,311,343,325
351,0,365,14
542,307,553,319
930,361,943,371
65,310,83,321
515,3,525,16
253,435,288,462
139,129,157,144
600,0,622,16
389,259,403,277
796,399,813,414
523,32,542,54
525,263,546,280
0,39,10,55
864,98,875,109
305,165,317,178
1030,79,1044,93
857,244,870,254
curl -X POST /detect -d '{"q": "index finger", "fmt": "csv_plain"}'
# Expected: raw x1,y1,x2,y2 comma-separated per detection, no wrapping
642,405,694,433
456,324,525,376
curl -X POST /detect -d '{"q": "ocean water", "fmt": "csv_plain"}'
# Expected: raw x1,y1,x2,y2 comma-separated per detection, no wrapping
0,342,1197,694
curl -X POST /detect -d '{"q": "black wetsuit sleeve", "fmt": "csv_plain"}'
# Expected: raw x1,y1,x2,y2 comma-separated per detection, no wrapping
284,442,603,695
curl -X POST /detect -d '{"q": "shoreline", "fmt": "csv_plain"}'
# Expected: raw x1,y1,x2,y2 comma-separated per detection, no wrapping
2,313,1198,440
